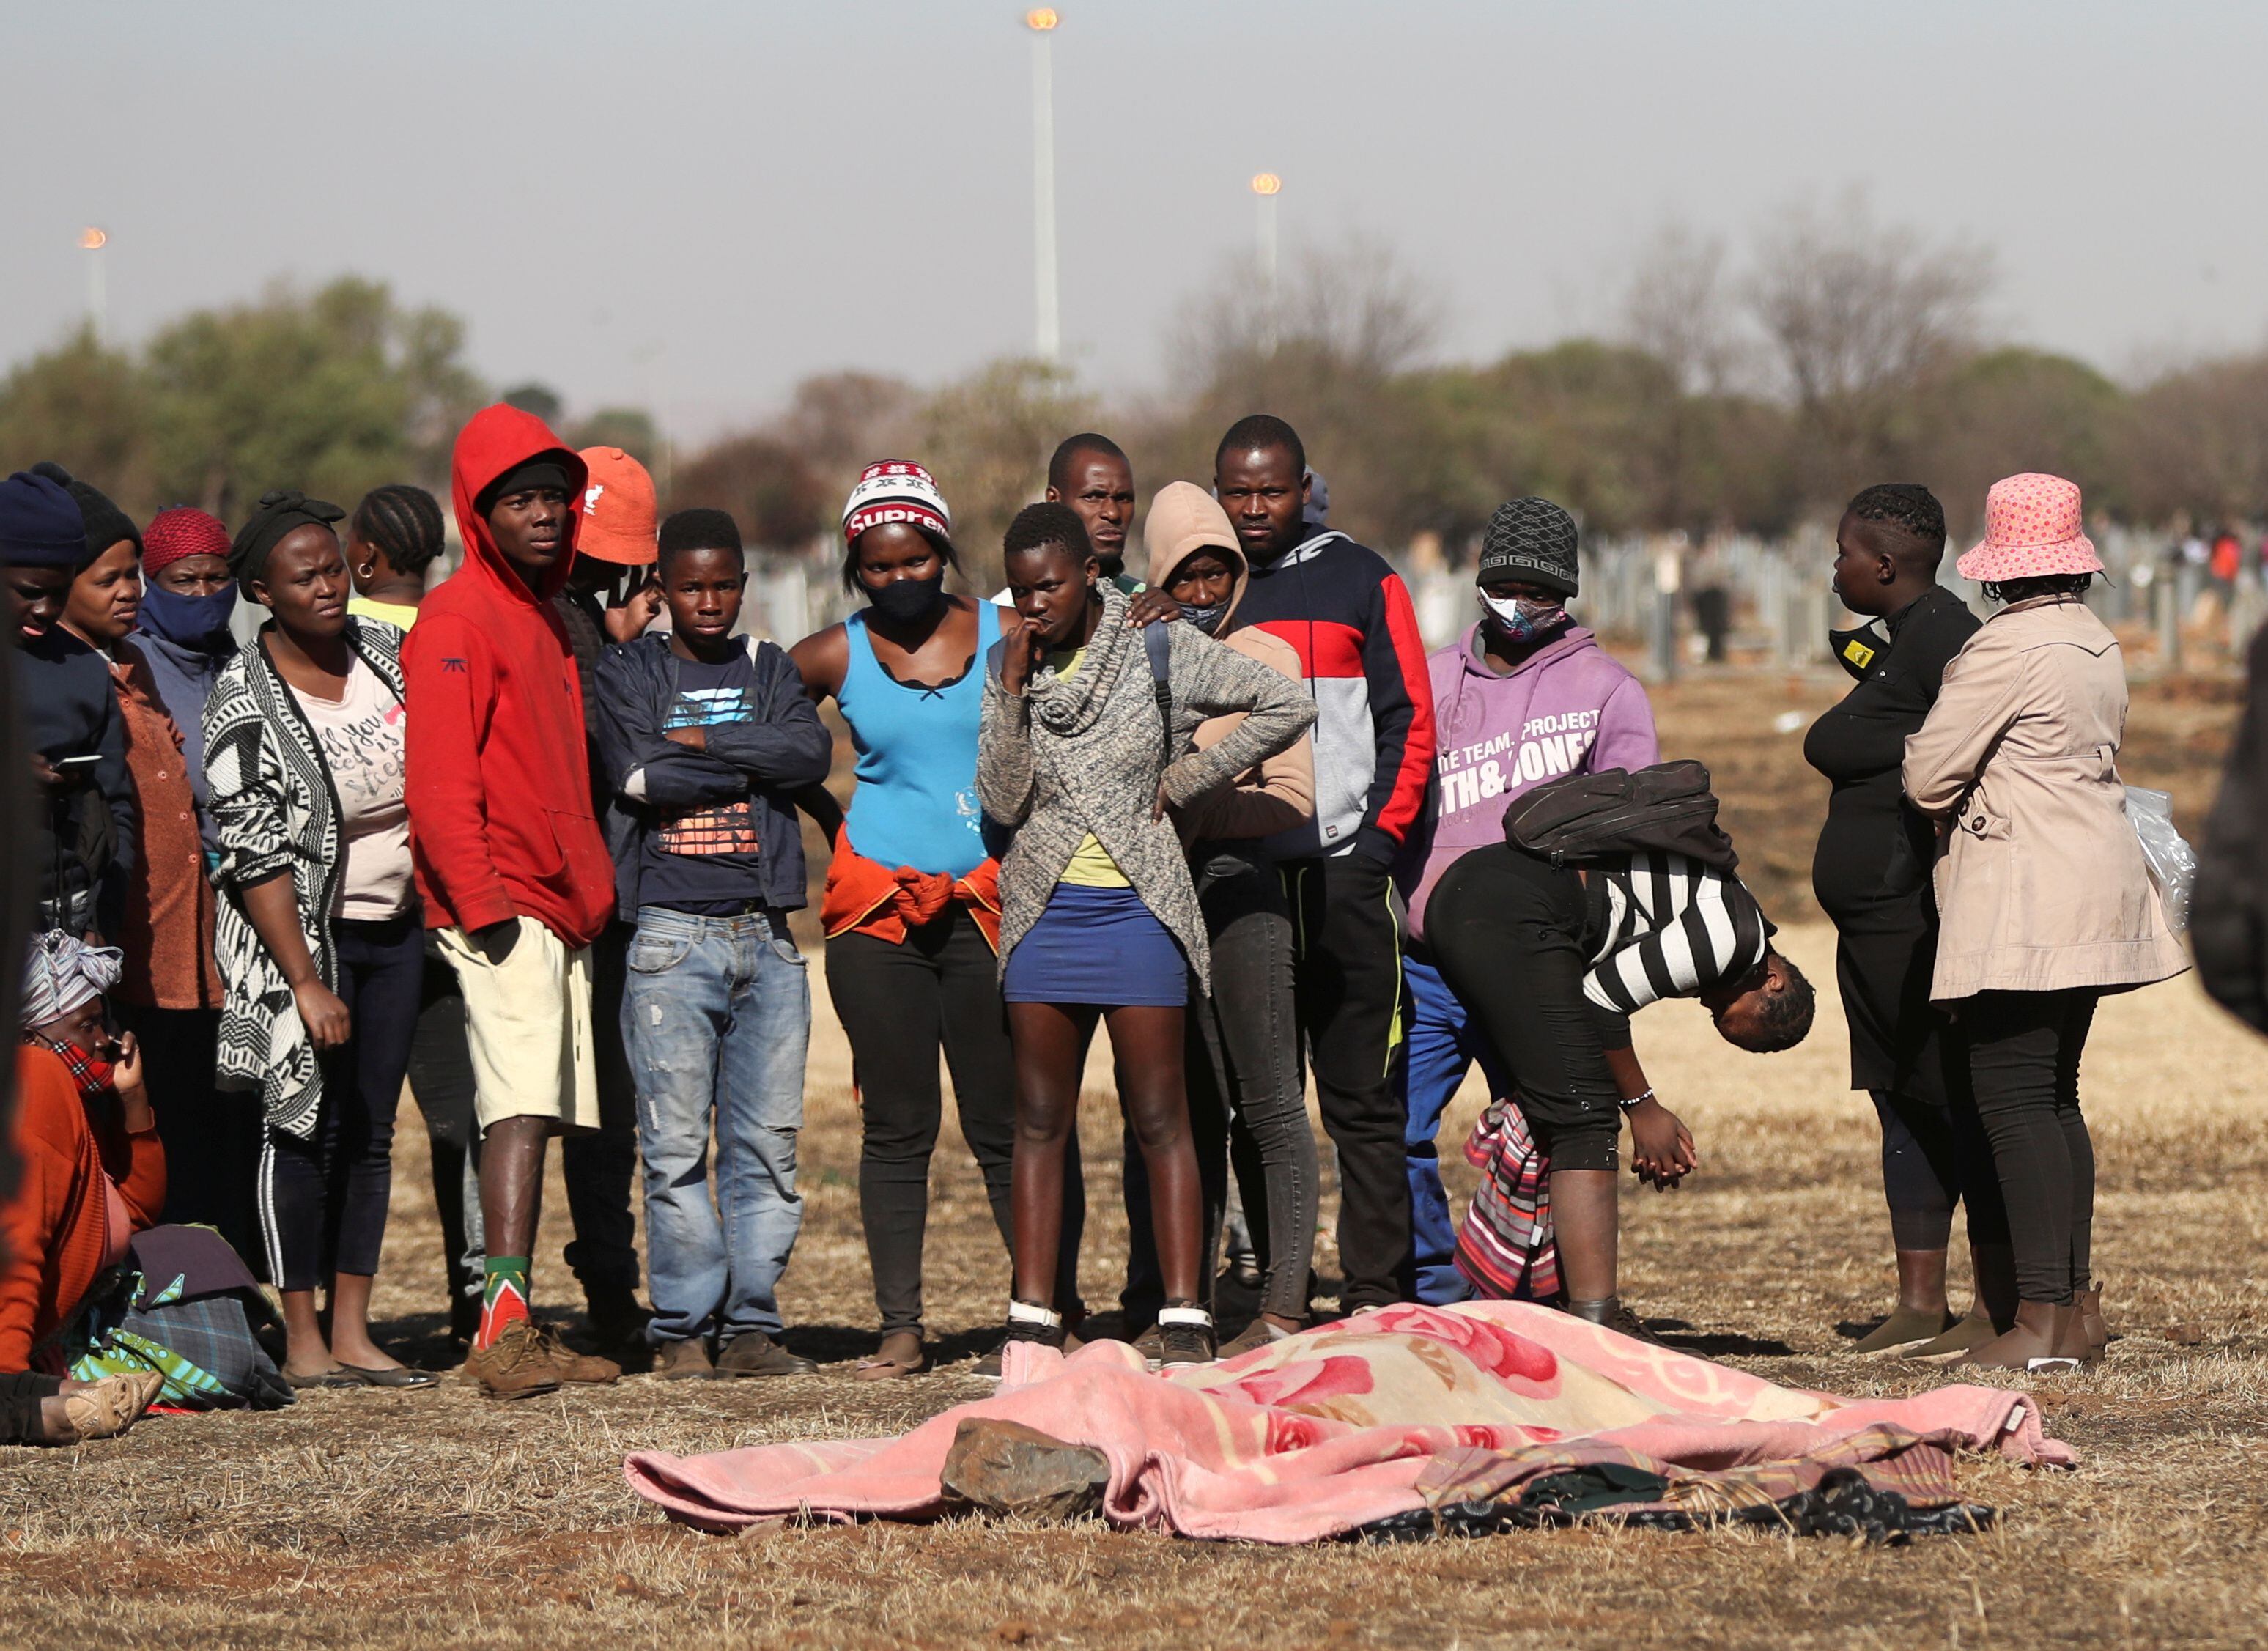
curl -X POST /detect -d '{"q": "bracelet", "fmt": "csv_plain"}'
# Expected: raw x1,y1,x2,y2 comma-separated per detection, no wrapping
1617,1087,1655,1114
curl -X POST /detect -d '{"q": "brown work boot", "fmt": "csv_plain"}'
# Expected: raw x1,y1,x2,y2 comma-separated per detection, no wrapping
653,1338,717,1381
465,1320,563,1401
532,1322,621,1385
715,1331,817,1378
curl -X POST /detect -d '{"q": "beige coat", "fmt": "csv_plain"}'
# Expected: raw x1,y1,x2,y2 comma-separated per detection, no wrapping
1902,594,2187,1001
1143,482,1316,842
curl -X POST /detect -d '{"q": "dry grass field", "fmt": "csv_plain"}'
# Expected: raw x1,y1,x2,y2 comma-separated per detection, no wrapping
1,669,2262,1650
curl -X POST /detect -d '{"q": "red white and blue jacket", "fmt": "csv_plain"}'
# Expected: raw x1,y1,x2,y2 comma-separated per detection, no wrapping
1227,529,1435,864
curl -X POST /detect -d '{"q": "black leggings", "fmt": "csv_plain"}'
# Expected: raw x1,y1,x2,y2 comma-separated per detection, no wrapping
258,913,421,1292
826,908,1083,1336
1427,846,1624,1173
0,1372,61,1444
1960,988,2099,1305
1872,1085,2008,1252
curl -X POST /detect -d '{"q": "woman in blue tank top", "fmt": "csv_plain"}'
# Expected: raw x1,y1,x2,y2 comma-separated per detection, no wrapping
789,462,1082,1380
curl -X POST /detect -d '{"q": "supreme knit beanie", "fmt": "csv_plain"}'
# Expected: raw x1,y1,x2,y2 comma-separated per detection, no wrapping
1477,496,1579,598
841,461,952,547
32,461,141,561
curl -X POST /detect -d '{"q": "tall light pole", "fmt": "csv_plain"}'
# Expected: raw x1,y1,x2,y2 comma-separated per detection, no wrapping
1250,174,1281,355
1026,9,1061,363
79,226,108,344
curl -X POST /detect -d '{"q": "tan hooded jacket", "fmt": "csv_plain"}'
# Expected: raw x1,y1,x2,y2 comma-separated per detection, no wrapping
1902,594,2187,1001
1143,481,1315,841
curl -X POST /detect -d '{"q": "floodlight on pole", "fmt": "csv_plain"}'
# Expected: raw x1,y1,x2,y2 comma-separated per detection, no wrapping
1250,174,1281,355
80,226,108,344
1027,9,1061,363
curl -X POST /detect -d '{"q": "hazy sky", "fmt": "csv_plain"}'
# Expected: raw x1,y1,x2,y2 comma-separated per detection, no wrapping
7,1,2263,440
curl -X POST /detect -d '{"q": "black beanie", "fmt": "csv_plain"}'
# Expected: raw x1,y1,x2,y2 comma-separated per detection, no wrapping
658,508,744,561
475,457,573,518
31,461,141,564
1476,497,1580,599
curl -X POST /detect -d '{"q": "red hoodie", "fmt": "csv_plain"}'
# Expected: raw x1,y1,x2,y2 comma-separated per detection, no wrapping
402,405,615,948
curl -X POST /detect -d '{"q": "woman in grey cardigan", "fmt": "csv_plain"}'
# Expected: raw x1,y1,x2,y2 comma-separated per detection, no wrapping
979,503,1313,1365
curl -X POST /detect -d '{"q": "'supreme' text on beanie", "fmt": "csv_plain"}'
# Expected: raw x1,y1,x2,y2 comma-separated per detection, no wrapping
577,446,660,566
31,461,141,561
143,506,233,577
1477,496,1581,599
842,461,952,548
0,470,88,568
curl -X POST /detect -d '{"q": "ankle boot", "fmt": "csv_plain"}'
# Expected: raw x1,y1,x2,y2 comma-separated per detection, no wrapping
1960,1299,2080,1372
1853,1302,1960,1356
1903,1298,1996,1362
1562,1296,1666,1348
2073,1282,2108,1364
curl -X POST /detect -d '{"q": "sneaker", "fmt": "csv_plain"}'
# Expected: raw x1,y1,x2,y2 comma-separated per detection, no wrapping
653,1338,717,1381
715,1331,817,1378
1562,1296,1668,1348
1154,1304,1215,1367
465,1320,564,1401
1216,1316,1300,1360
1130,1323,1164,1364
531,1322,621,1385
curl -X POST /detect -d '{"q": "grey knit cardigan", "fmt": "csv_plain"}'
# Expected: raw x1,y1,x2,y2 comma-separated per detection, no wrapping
978,585,1315,995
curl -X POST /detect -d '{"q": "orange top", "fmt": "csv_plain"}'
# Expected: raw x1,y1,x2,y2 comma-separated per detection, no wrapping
111,641,221,1010
0,1046,167,1371
819,833,1001,952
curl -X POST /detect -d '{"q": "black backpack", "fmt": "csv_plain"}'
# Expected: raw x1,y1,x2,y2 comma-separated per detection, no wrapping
1503,759,1740,873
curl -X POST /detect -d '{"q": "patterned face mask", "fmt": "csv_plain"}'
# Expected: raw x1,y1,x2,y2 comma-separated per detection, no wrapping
1177,600,1227,635
24,1034,115,1101
1480,591,1568,646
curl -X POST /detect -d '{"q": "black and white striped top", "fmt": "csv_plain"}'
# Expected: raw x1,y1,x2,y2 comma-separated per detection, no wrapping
1581,852,1771,1014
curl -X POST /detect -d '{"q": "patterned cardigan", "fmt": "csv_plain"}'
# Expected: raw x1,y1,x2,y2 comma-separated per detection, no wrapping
978,585,1314,996
202,618,406,1138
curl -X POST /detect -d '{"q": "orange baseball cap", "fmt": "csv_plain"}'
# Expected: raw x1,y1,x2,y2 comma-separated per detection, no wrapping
577,446,659,565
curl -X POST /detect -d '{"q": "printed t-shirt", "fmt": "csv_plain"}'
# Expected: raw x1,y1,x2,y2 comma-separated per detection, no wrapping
1043,645,1129,889
290,654,413,920
640,651,765,914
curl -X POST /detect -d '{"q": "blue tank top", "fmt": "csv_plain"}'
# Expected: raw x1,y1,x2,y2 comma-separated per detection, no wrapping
836,602,1001,878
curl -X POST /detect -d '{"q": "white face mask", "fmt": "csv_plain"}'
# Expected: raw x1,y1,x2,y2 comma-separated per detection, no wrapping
1480,591,1567,644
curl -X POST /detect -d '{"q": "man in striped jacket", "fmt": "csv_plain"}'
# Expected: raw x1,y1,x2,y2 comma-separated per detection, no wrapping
1427,840,1814,1341
1214,415,1435,1315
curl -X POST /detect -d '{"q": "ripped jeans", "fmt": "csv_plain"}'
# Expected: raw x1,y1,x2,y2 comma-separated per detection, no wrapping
621,905,810,1345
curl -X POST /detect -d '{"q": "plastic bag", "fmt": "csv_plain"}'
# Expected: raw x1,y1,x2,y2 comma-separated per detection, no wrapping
2126,786,2195,936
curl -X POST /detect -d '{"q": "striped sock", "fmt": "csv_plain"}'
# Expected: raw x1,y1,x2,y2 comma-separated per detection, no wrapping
477,1257,531,1349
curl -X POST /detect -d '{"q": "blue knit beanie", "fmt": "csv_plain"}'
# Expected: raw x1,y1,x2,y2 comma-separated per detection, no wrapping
0,470,89,568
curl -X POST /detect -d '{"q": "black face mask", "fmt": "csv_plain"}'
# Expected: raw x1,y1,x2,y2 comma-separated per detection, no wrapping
1829,619,1891,682
868,573,947,626
1177,600,1226,635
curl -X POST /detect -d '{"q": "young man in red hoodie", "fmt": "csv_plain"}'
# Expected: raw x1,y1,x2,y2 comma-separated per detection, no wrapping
404,405,621,1399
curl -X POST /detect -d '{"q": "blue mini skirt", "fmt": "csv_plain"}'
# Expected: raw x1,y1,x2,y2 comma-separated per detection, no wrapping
1002,882,1189,1007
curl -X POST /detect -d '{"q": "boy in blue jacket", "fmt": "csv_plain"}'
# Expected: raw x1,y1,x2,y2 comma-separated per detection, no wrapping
594,509,833,1381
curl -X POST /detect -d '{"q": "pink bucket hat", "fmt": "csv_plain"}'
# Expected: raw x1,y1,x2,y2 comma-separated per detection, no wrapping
1957,473,2104,583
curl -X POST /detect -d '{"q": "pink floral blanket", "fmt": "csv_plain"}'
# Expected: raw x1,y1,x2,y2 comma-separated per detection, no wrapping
624,1302,2070,1544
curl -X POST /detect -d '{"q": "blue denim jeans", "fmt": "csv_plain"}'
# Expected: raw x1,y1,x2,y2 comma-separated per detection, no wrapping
1396,954,1504,1305
622,906,810,1345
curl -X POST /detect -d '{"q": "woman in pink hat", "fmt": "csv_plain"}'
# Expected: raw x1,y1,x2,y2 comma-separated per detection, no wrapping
1902,473,2187,1373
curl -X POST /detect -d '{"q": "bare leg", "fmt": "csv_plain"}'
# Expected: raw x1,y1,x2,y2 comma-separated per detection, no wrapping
1550,1169,1619,1303
324,1273,404,1370
1106,1004,1203,1307
1008,1002,1096,1307
481,1115,550,1262
278,1288,336,1378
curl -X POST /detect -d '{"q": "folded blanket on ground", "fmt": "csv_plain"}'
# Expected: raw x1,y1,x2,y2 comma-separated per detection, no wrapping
624,1302,2070,1545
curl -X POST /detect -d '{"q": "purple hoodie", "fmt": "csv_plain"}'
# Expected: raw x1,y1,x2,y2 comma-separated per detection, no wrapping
1401,622,1658,943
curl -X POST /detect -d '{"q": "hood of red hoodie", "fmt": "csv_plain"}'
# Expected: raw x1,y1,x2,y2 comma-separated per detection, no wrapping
449,404,590,605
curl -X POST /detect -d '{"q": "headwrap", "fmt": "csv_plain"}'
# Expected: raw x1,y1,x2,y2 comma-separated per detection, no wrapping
21,931,122,1029
229,490,345,593
144,506,232,577
475,458,573,517
0,470,89,568
30,461,141,561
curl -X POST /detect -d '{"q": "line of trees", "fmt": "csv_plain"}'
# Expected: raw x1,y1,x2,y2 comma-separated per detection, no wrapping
6,198,2264,593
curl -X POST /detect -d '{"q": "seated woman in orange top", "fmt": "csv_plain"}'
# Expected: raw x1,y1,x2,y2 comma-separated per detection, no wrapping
2,933,167,1377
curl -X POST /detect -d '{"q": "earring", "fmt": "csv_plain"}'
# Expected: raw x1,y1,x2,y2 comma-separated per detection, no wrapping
356,564,376,580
